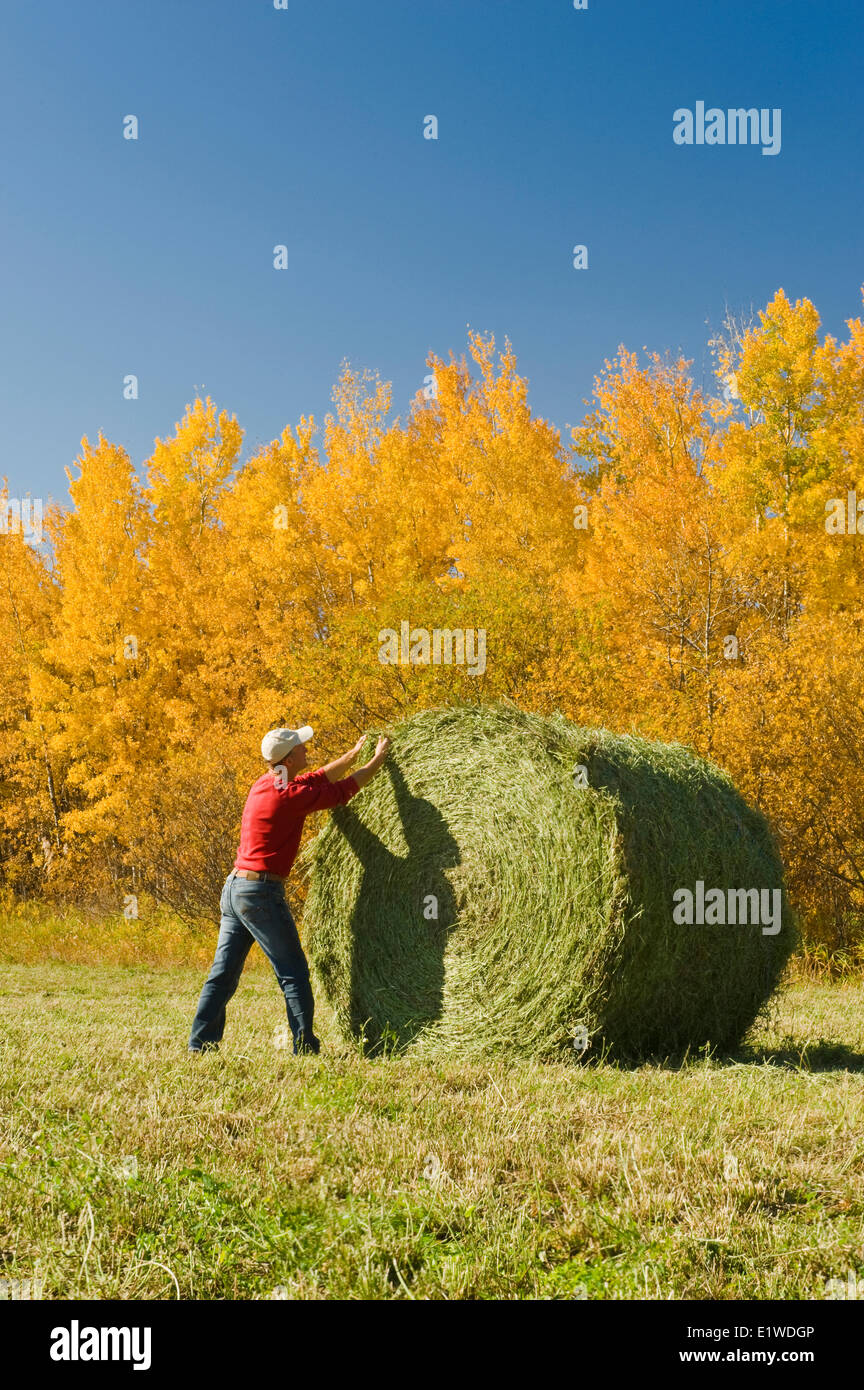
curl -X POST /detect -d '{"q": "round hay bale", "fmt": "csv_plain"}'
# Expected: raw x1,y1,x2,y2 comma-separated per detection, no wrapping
301,704,796,1060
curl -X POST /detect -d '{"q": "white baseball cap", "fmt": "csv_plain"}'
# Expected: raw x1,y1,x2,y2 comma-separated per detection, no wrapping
261,726,314,762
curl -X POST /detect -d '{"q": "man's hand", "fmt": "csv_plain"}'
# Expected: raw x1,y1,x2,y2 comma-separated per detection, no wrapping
352,735,392,789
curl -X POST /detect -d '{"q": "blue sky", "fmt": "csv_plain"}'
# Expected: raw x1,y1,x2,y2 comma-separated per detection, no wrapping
2,0,862,508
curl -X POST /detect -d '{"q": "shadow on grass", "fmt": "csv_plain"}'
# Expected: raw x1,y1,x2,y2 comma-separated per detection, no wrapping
570,1035,864,1073
730,1039,864,1072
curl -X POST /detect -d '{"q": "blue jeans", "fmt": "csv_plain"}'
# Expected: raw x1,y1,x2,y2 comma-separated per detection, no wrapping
188,871,320,1054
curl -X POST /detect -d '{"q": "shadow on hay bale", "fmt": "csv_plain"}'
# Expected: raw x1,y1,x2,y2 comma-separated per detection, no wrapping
326,761,460,1050
301,704,797,1062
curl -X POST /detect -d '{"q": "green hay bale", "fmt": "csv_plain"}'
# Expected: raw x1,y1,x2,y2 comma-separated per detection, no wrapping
301,704,796,1061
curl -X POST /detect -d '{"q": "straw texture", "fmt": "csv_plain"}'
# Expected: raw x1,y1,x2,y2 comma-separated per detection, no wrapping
301,705,796,1060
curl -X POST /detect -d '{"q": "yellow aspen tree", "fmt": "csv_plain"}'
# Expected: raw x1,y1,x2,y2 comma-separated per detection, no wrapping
141,397,243,737
38,436,152,894
0,492,60,887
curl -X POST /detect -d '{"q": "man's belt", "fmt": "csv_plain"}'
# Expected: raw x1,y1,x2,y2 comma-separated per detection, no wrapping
234,869,285,883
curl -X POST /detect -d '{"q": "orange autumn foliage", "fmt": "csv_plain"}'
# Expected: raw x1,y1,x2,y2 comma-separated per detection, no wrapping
1,299,863,953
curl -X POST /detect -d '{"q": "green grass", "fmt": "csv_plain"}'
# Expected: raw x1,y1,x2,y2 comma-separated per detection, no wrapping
1,962,863,1300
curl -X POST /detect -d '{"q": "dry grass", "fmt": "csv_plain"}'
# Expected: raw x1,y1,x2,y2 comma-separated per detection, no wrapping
0,896,266,972
1,960,863,1300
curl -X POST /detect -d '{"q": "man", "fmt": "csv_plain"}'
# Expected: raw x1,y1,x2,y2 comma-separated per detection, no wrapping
188,724,391,1055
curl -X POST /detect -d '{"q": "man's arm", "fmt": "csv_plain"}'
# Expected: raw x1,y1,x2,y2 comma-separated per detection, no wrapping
320,737,366,784
351,736,391,789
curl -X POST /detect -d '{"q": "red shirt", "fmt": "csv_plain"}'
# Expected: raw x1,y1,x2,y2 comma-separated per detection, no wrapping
234,768,359,878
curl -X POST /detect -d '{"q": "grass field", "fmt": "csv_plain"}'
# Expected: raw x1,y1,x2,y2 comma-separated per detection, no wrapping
1,961,863,1301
